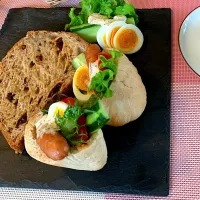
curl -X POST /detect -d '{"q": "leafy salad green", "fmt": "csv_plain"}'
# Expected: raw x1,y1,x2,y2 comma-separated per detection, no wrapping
65,0,139,30
89,69,114,98
55,102,85,145
54,97,109,146
88,49,122,98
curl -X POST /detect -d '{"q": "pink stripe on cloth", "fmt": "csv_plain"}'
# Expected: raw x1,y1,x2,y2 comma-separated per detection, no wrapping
0,0,79,28
131,0,200,85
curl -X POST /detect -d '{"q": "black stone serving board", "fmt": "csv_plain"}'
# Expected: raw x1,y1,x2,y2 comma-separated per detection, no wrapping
0,7,171,196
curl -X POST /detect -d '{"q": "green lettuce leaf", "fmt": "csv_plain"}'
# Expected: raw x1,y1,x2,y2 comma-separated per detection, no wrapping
99,0,114,18
88,69,114,98
114,3,139,24
115,0,125,6
89,49,122,98
99,56,117,75
55,102,85,145
99,50,122,75
65,0,139,30
65,8,85,30
110,49,123,59
79,0,100,16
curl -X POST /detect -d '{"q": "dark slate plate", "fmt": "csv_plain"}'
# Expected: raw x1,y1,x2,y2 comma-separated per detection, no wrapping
0,7,171,196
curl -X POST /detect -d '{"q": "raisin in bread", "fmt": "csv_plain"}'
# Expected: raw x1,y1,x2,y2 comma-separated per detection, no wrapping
0,31,88,153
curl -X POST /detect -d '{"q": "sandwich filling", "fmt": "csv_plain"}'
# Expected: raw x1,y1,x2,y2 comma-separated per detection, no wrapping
35,97,109,161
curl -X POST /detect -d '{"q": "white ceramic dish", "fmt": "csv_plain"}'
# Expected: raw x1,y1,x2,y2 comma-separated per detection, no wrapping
179,7,200,76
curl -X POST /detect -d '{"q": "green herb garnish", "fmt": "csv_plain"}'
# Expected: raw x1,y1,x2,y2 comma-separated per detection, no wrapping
41,110,48,114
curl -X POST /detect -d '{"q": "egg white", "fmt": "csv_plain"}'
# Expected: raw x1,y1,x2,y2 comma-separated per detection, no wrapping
113,24,144,54
48,101,68,118
72,79,92,103
97,25,109,49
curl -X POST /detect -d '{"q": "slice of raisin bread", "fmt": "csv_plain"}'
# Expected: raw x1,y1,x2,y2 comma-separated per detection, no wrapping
0,31,88,153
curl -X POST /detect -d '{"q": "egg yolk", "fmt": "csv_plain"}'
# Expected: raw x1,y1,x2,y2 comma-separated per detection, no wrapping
54,108,64,117
74,66,90,91
115,29,138,52
102,34,108,47
110,26,121,47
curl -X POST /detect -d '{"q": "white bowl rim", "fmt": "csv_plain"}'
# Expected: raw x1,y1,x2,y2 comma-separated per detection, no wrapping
178,6,200,77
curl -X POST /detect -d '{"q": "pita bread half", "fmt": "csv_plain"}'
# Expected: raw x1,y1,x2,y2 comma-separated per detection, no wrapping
103,54,147,126
24,113,107,171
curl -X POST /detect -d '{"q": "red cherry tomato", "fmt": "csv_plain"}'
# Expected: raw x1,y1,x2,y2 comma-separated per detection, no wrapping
99,52,112,59
98,52,112,71
61,99,89,142
98,66,108,71
75,126,89,142
61,97,75,106
77,114,88,141
77,114,86,125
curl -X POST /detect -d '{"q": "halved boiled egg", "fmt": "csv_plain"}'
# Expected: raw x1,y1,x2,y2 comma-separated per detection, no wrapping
106,21,126,48
73,65,93,102
97,25,109,49
48,101,68,118
97,21,144,54
73,66,90,91
113,24,144,54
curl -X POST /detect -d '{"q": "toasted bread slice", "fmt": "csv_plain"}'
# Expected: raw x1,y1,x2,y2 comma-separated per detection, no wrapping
24,112,107,171
0,31,88,153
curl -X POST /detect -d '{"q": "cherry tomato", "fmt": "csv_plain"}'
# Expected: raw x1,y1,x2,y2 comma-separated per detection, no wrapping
75,126,89,142
99,52,112,59
61,97,75,106
98,52,112,71
85,44,101,64
77,114,86,125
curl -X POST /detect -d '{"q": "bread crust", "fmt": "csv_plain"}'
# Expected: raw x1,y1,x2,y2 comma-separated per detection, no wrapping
0,31,88,153
103,54,147,126
24,113,107,171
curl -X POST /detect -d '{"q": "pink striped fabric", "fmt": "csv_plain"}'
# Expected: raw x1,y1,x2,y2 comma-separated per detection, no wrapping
0,0,200,200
